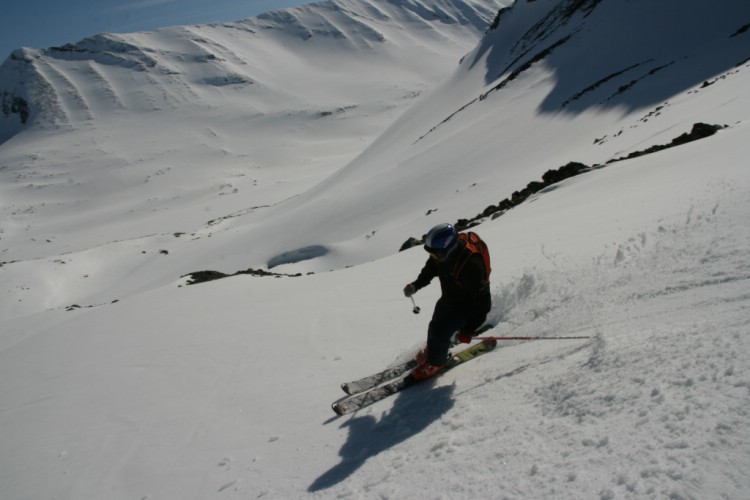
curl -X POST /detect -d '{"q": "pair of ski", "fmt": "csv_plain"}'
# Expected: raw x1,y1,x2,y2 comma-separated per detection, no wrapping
332,338,498,416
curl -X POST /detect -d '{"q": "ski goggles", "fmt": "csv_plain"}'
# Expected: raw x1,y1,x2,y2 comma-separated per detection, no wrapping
424,246,448,260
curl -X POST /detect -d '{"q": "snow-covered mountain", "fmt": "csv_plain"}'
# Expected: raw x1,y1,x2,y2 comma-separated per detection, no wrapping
0,0,505,252
1,0,504,135
227,0,749,275
1,0,749,498
0,0,507,316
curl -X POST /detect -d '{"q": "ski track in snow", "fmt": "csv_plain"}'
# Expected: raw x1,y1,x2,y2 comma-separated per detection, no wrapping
310,200,750,499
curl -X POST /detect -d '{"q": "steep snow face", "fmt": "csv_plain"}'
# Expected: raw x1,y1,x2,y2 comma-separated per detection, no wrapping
209,0,750,274
0,0,507,267
1,115,749,500
1,0,748,313
466,0,750,113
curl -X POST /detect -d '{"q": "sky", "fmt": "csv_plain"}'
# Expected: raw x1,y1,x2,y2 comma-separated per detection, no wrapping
0,0,311,61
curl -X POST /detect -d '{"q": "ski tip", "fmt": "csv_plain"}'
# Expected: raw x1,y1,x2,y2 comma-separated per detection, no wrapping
331,403,347,416
340,383,351,395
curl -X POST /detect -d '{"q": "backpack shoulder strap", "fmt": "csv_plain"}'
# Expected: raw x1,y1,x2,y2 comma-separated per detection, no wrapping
452,232,491,285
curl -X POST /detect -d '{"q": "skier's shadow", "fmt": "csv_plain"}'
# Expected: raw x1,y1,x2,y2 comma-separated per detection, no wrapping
308,383,455,492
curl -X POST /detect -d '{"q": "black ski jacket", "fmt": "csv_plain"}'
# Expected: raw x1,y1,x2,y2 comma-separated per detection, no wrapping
410,239,491,332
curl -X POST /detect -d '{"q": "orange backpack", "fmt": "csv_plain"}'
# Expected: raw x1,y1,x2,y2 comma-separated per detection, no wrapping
453,232,491,285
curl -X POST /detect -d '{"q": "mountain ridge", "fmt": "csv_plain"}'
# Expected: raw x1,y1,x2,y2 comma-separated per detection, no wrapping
0,0,505,141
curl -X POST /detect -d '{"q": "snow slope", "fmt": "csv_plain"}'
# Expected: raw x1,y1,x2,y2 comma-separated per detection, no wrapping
0,0,507,319
1,0,750,498
0,0,506,259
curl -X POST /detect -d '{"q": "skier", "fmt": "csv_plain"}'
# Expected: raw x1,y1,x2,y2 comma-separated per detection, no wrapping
403,223,492,380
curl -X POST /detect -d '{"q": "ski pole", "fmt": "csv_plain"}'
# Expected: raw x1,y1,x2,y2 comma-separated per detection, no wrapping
410,296,421,314
474,335,591,341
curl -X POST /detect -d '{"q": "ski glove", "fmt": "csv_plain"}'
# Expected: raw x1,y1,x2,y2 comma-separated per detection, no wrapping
455,330,473,344
403,283,416,298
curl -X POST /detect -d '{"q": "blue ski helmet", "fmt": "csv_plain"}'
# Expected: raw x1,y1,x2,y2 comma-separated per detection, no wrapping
424,223,458,255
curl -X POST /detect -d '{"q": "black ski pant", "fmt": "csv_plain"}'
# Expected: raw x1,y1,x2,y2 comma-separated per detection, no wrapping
425,294,491,366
